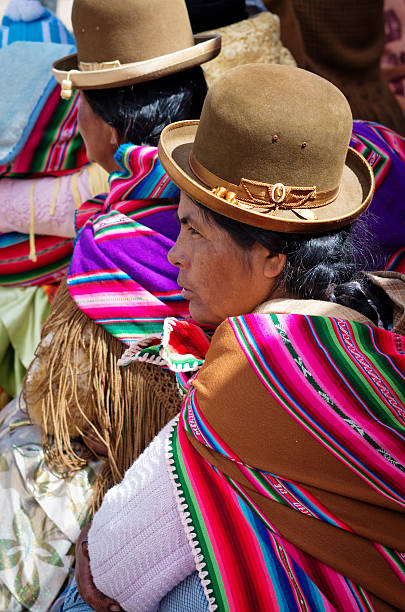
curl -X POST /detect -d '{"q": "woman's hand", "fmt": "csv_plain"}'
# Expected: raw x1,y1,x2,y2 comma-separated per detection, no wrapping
82,429,109,457
75,523,122,611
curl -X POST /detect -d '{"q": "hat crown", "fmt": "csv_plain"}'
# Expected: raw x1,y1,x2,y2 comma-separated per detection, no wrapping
72,0,194,65
193,64,353,192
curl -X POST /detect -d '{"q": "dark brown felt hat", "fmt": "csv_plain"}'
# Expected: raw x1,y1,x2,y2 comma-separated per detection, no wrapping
52,0,221,96
159,64,375,233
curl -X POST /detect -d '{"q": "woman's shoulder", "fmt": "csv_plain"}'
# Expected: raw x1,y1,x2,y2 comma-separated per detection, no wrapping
253,297,376,324
206,298,372,362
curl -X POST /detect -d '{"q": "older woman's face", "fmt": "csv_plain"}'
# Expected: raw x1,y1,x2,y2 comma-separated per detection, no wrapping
168,193,286,326
77,93,119,173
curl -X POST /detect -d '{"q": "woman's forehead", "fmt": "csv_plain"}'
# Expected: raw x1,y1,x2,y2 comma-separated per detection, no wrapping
178,192,204,223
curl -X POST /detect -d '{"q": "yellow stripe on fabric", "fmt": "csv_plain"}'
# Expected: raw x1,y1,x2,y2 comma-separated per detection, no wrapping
71,171,82,209
29,178,39,262
49,177,61,216
87,162,109,197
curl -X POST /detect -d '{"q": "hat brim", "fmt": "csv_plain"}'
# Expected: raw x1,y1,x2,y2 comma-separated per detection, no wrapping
158,120,375,233
52,34,221,90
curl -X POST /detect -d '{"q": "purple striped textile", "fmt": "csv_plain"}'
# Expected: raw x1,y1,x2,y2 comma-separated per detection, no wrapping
67,144,190,344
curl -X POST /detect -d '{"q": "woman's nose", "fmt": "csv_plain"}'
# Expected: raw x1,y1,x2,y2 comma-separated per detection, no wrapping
168,240,181,267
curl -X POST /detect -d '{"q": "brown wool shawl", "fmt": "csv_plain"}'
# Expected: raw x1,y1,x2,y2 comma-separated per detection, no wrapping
184,280,405,610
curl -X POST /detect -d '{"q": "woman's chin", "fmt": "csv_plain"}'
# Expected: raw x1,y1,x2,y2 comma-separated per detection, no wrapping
188,302,221,327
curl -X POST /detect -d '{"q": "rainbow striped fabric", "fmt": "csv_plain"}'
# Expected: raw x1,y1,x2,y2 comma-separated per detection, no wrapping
68,144,190,343
0,86,90,286
0,4,88,286
0,85,87,178
168,313,405,611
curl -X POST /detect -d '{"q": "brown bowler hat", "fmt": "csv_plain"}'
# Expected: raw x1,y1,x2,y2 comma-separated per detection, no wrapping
159,64,375,233
52,0,221,98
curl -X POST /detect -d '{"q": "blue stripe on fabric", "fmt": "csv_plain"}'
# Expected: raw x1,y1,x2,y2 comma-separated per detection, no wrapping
0,232,29,248
239,499,330,612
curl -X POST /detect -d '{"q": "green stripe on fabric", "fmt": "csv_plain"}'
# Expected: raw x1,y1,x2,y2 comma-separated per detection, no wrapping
353,134,389,180
101,323,163,335
274,541,311,612
312,317,405,435
95,222,145,237
31,95,82,172
171,421,228,610
0,255,71,285
350,323,405,422
380,544,405,576
272,315,404,473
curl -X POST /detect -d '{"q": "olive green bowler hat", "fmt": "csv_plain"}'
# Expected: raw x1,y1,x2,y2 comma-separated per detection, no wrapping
159,64,375,233
52,0,221,97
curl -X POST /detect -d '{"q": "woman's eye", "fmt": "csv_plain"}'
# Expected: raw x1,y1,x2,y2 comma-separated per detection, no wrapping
188,226,200,236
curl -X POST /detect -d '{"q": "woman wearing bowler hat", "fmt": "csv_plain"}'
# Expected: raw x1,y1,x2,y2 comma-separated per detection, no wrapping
71,64,405,611
0,0,220,609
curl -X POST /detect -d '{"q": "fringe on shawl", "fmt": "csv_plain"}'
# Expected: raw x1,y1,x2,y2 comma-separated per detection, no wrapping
22,280,182,512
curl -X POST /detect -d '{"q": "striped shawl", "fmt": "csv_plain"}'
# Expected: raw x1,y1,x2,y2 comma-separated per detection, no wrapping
68,144,190,343
167,306,405,611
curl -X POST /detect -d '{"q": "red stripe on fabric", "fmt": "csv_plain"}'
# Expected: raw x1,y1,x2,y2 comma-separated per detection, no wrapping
43,95,78,171
0,238,73,273
236,315,405,504
8,85,61,173
179,419,280,611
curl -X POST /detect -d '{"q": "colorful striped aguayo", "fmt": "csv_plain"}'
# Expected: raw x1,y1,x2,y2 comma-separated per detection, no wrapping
0,191,107,287
351,121,405,270
0,233,73,286
68,144,190,344
168,313,405,611
0,85,87,177
0,87,89,286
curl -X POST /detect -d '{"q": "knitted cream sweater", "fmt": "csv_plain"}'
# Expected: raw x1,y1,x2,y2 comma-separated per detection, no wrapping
88,420,195,612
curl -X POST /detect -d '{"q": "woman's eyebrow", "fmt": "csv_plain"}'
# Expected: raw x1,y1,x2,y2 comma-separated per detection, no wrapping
175,212,192,225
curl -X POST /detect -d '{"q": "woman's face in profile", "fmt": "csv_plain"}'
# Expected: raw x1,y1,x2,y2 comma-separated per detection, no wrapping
168,193,284,326
77,92,118,173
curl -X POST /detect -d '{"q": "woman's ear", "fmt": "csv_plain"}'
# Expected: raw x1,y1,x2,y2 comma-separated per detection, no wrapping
263,252,287,279
110,127,120,148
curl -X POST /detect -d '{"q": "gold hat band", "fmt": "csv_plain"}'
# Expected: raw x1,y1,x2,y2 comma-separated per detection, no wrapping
79,60,122,71
189,152,340,211
60,61,123,99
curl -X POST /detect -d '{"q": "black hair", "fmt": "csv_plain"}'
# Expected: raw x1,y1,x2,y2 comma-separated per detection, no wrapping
195,201,392,328
83,66,207,146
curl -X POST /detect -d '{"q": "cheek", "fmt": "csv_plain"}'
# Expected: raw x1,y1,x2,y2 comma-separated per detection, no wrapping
78,113,92,151
190,247,243,313
193,248,267,323
77,102,89,138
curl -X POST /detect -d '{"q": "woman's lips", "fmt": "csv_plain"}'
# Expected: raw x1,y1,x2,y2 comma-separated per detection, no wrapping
181,287,194,300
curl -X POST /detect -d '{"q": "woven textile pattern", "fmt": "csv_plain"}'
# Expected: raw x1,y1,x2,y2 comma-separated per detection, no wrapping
169,313,405,611
68,144,190,344
0,87,89,286
0,86,87,178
